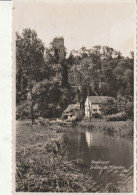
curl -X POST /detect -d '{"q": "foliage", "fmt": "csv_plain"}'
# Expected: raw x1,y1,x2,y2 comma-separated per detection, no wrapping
16,101,31,120
101,98,117,116
16,28,134,121
92,113,102,119
106,112,128,121
89,120,133,138
16,28,46,124
125,101,133,119
16,29,46,103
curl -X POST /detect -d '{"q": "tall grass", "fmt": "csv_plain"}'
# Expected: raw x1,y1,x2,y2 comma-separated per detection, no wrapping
16,123,95,192
89,120,133,138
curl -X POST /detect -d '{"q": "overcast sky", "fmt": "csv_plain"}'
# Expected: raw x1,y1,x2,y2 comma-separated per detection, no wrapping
14,0,135,57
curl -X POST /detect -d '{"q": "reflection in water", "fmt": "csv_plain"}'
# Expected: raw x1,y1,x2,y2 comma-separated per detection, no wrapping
77,132,81,145
64,127,133,169
85,131,92,148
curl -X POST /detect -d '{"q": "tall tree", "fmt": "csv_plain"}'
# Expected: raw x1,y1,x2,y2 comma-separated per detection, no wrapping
16,28,45,124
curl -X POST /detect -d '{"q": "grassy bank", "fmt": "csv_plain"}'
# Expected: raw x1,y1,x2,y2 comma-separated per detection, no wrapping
16,121,97,192
78,119,133,138
16,120,133,192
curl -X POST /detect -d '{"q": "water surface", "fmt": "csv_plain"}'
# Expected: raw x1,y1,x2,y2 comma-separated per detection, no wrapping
64,127,133,170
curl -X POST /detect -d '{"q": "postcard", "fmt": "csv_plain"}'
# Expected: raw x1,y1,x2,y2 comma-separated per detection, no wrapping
12,0,136,194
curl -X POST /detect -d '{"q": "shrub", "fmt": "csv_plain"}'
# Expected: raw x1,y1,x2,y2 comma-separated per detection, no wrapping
35,117,50,126
125,102,133,119
16,101,31,120
92,113,102,119
101,98,117,115
106,112,128,121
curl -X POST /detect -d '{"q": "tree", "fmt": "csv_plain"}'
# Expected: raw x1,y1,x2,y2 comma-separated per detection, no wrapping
46,39,68,87
16,28,45,124
101,98,117,115
32,78,62,118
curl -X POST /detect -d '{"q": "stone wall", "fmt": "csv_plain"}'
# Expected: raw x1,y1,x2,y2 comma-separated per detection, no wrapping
53,36,65,62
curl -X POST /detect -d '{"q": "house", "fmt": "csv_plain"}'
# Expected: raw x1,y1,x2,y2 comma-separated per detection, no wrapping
62,103,80,121
85,96,110,118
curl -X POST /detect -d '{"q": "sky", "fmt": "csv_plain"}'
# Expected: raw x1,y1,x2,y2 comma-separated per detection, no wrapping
13,0,135,57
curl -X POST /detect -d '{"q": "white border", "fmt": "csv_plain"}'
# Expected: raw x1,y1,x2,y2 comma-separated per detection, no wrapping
0,1,12,195
12,0,136,194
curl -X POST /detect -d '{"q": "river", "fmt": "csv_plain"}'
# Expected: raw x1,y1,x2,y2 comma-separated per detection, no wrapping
64,126,133,170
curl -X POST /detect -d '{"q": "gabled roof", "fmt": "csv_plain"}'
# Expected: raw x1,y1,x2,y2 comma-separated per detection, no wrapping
87,96,110,104
64,104,79,113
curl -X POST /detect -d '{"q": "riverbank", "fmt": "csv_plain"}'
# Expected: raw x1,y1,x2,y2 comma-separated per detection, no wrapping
16,121,98,192
77,119,133,138
16,120,133,192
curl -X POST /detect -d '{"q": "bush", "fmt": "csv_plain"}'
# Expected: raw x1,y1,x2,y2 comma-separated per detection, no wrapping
101,98,117,115
16,101,31,120
92,113,102,119
106,112,128,121
35,117,49,126
125,102,133,119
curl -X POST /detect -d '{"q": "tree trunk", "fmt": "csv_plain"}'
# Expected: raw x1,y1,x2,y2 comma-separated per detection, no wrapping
76,89,81,121
30,85,35,125
87,84,91,121
53,106,55,118
87,84,89,97
31,101,35,125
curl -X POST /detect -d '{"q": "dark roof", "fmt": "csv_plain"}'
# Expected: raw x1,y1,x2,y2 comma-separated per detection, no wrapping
87,96,110,104
64,104,79,113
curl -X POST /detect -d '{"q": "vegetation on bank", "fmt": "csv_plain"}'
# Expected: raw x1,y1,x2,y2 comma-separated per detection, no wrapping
16,121,133,192
79,119,133,138
16,122,98,192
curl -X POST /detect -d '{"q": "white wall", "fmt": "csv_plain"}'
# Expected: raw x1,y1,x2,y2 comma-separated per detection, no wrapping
91,104,101,115
85,97,91,117
85,97,101,117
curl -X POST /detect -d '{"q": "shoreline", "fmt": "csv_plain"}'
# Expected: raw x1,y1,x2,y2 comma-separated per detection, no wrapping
76,119,133,139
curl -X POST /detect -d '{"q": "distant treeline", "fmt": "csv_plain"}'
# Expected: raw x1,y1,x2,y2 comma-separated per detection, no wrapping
16,28,133,123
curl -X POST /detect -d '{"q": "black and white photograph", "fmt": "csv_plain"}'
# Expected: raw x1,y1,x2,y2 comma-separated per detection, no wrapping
13,0,135,193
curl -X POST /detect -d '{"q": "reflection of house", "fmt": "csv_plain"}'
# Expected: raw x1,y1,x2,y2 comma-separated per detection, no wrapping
62,104,80,120
85,131,92,148
85,96,109,117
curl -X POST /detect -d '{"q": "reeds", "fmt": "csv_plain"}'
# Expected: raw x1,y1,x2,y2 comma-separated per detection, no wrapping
91,120,133,138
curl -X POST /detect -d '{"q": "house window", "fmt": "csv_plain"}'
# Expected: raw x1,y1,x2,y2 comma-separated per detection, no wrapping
93,109,97,112
99,109,101,111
